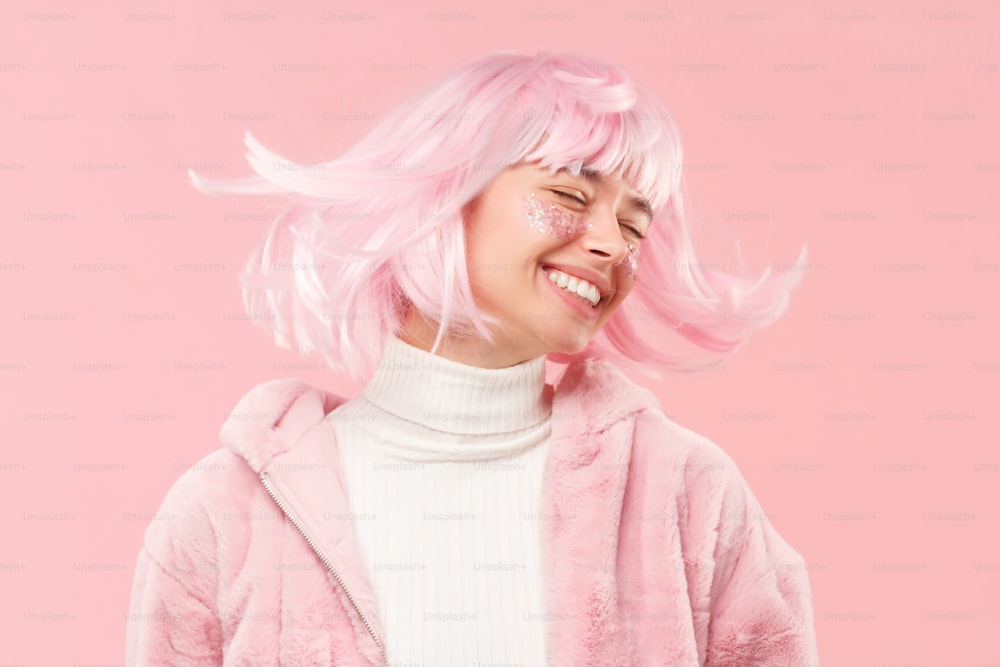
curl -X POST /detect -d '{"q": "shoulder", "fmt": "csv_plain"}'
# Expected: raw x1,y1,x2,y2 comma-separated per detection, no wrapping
140,447,265,546
145,448,261,521
145,375,346,533
555,356,743,477
633,405,743,481
631,404,807,589
630,403,752,523
135,447,267,602
566,359,759,532
553,357,751,506
138,378,348,573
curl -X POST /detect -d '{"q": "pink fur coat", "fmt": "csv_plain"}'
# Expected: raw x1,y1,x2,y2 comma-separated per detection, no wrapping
126,358,820,665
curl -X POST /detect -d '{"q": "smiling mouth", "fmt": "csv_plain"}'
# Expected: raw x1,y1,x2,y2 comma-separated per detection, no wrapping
542,266,602,308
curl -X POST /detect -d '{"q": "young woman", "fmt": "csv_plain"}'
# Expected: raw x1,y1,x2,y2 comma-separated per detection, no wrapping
126,51,819,665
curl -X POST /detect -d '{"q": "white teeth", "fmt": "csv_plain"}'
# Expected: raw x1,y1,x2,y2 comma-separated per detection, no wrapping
545,269,601,307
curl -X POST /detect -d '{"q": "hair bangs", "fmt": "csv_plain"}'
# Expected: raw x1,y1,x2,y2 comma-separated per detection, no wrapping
517,84,680,218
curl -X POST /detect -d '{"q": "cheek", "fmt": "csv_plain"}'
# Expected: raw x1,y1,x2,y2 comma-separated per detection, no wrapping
617,244,640,278
522,193,591,240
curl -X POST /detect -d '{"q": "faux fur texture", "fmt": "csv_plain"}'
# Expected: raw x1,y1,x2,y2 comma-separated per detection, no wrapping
126,359,820,666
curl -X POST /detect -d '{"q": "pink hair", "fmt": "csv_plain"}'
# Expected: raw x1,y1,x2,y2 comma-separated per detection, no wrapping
189,51,806,383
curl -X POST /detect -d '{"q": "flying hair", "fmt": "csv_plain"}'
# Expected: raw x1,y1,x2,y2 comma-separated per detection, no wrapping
188,51,807,383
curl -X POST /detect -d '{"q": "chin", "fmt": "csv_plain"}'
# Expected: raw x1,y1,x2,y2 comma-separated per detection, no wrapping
543,332,592,357
545,342,601,367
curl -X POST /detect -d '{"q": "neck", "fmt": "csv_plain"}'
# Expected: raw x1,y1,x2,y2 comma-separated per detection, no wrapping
399,308,542,369
362,333,551,435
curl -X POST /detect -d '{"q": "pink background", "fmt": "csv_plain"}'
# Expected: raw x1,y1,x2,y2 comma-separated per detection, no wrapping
2,0,997,664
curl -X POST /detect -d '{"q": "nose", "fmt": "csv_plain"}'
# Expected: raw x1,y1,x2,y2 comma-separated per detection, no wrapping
579,207,632,266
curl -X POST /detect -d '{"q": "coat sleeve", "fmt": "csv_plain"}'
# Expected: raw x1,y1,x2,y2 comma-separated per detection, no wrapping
125,468,225,666
125,545,224,666
701,464,820,666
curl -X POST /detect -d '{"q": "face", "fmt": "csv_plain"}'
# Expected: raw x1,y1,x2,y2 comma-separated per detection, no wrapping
454,162,652,366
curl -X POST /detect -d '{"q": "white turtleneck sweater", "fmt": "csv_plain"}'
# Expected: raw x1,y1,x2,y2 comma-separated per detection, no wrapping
326,335,553,666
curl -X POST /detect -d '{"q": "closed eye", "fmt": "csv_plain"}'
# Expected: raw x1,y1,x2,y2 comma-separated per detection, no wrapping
553,190,587,206
621,224,645,240
554,190,645,241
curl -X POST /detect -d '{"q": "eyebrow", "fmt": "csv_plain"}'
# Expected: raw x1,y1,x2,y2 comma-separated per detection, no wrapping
564,167,655,224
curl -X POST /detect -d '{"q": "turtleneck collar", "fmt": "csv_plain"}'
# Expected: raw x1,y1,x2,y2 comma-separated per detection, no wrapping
361,335,552,435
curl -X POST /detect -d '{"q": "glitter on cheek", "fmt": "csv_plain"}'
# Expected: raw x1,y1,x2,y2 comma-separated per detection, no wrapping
522,192,592,240
618,244,640,278
522,192,640,277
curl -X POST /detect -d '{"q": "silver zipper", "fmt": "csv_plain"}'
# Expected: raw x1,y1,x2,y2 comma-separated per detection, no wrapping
260,471,388,666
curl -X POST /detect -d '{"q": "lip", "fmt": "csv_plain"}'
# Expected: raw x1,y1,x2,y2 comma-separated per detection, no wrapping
540,264,612,297
539,266,602,320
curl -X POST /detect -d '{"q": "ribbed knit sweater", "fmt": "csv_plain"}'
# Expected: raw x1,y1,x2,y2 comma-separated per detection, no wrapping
326,335,553,665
